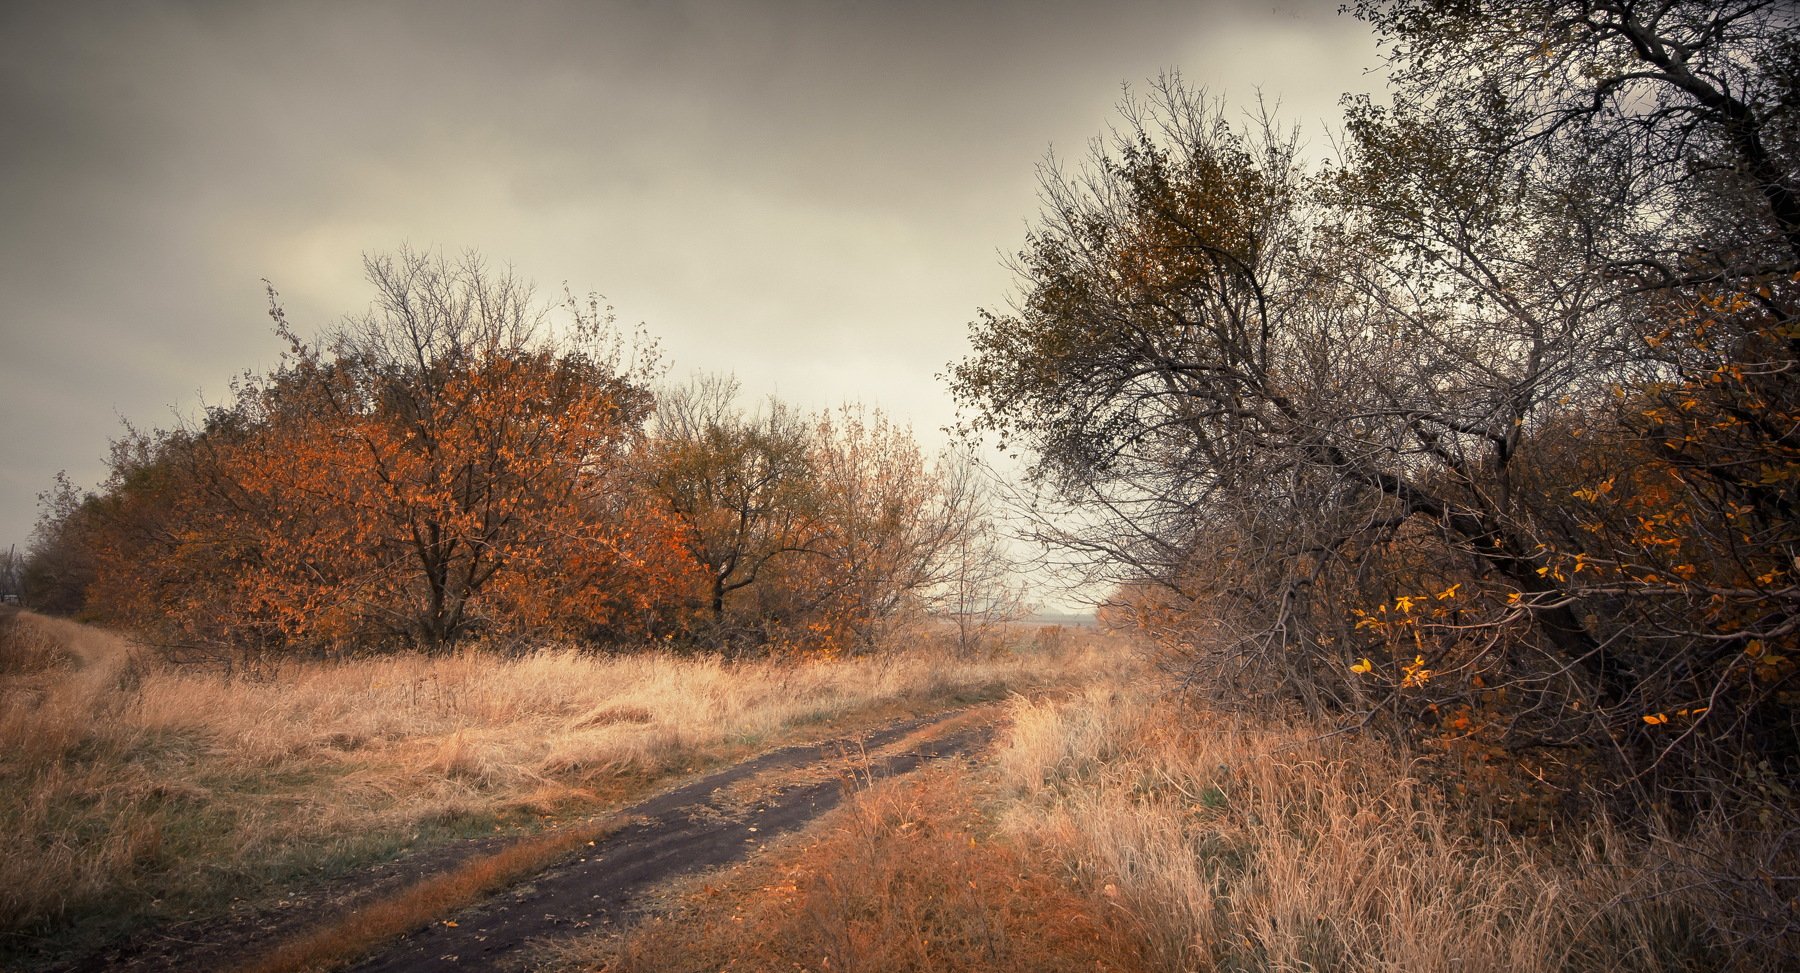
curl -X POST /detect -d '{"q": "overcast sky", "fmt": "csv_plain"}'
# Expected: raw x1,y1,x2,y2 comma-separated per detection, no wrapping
0,0,1383,563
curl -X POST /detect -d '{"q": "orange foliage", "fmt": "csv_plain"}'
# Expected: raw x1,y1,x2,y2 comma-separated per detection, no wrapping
203,349,701,649
61,251,709,653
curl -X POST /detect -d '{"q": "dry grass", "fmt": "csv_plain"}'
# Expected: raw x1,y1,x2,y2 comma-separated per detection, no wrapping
550,766,1150,973
990,687,1749,972
0,610,1111,966
17,605,1761,972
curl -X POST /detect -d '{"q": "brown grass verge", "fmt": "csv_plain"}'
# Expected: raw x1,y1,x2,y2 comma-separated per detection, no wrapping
988,687,1772,972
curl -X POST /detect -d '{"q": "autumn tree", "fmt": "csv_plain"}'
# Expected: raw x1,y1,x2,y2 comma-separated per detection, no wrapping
229,250,700,649
949,83,1502,708
951,0,1799,827
805,406,986,652
647,374,820,634
34,249,701,654
646,377,1000,654
1335,0,1800,787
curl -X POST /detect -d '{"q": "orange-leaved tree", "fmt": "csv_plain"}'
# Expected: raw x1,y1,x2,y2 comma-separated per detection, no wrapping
43,249,704,654
223,250,698,650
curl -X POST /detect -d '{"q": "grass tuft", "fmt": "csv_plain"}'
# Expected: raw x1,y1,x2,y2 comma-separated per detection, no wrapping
990,687,1750,972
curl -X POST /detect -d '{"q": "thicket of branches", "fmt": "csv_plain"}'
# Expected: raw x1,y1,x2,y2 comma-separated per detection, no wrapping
646,374,1021,655
24,250,1010,658
952,0,1798,841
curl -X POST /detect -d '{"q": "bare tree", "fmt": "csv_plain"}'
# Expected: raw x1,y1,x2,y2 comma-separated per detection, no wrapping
924,452,1027,655
0,545,23,605
950,2,1799,827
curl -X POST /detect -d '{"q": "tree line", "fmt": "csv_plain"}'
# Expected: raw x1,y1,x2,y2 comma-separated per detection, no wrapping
23,250,1021,658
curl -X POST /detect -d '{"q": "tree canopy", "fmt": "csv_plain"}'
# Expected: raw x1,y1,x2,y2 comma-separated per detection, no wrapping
951,0,1799,823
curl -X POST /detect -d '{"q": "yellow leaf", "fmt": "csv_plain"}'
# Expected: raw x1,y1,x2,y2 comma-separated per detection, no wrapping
1350,658,1373,674
1643,714,1668,725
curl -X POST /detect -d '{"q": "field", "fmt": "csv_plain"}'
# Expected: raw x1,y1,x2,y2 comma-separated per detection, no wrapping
0,609,1098,970
0,608,1784,971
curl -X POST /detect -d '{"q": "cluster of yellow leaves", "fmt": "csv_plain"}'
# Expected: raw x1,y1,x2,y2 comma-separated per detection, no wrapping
1347,653,1433,688
1347,582,1472,685
1400,654,1433,688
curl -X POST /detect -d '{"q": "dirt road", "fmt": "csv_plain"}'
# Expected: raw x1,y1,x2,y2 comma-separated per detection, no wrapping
340,707,999,973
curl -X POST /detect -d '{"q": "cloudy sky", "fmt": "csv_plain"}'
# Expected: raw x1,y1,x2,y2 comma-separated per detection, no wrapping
0,0,1383,557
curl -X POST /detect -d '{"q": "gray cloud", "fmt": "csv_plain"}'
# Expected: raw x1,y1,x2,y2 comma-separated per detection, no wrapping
0,0,1381,552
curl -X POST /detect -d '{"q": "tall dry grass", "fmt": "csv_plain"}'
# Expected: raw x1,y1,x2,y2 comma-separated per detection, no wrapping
0,610,1108,963
993,687,1758,972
